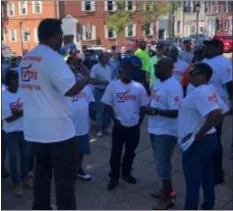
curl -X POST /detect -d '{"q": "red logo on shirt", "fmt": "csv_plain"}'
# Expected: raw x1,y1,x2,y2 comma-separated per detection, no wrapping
151,89,160,102
72,92,87,101
10,98,23,112
21,63,38,82
208,93,218,103
116,90,136,102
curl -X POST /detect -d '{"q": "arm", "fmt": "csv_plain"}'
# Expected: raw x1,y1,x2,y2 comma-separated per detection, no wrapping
155,108,178,118
195,109,222,141
5,110,23,123
89,78,109,85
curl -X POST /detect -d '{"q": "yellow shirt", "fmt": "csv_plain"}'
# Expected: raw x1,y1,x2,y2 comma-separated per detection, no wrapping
134,49,150,71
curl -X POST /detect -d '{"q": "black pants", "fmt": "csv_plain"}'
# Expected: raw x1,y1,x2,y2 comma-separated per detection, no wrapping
110,122,140,181
213,121,224,183
1,129,6,171
31,137,77,210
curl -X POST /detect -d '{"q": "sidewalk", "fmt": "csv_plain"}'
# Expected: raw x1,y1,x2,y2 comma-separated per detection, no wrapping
1,117,232,210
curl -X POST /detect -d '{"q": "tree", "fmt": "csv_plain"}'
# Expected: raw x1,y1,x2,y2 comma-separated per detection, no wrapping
106,0,132,44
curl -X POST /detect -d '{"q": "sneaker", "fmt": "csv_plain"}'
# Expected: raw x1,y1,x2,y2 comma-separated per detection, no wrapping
96,131,103,138
77,169,92,181
23,177,33,189
108,180,118,191
153,194,175,210
13,185,23,197
122,174,137,184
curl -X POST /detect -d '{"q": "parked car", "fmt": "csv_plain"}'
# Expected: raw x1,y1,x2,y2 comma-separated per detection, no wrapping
212,33,233,53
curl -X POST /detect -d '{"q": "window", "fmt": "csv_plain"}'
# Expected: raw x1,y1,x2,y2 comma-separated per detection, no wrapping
105,25,116,39
81,0,96,12
224,1,229,13
192,1,200,12
32,1,42,14
105,1,116,11
22,29,30,42
177,21,181,33
2,29,6,41
204,1,210,13
125,24,136,37
19,1,28,15
82,25,96,40
213,0,219,13
34,28,38,42
224,19,229,31
191,25,195,33
144,24,153,36
200,26,204,33
127,1,133,10
184,1,191,13
9,29,17,42
7,2,15,17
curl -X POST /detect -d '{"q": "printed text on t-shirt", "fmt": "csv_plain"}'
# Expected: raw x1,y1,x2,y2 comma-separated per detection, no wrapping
116,90,136,102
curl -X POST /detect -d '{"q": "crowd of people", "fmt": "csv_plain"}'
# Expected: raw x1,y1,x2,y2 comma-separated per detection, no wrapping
1,18,233,210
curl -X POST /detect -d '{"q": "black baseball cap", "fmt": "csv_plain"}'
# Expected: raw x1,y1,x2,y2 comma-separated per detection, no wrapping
156,42,164,49
203,39,222,47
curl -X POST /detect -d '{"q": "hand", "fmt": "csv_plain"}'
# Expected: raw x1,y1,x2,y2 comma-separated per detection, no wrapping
194,132,204,142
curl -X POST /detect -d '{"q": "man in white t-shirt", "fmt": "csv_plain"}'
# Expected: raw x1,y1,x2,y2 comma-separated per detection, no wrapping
143,57,183,210
202,39,232,185
90,52,112,137
19,19,90,210
167,47,189,83
179,39,194,65
178,62,228,210
101,59,148,191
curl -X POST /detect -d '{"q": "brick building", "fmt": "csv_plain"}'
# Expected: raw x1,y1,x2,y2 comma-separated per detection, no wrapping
2,1,164,55
59,1,160,48
2,1,58,55
204,0,232,37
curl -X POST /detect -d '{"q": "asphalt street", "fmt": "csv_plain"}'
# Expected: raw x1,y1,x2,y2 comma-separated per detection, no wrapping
1,116,232,210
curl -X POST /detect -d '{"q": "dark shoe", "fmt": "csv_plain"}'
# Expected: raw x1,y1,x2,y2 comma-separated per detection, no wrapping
108,180,118,191
2,169,9,178
153,194,175,210
122,174,137,184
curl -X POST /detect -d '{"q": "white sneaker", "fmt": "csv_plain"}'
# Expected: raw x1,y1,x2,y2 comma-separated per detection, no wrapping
77,172,92,181
96,131,103,138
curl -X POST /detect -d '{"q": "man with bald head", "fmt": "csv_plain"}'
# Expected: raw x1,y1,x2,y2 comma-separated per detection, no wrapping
144,57,183,209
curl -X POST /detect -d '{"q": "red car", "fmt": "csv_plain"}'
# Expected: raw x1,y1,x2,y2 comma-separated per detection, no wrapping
213,33,233,53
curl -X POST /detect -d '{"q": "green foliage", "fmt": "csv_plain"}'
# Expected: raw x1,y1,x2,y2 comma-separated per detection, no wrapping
107,0,132,36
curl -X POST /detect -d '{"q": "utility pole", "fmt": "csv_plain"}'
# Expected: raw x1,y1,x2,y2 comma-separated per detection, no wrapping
19,18,24,56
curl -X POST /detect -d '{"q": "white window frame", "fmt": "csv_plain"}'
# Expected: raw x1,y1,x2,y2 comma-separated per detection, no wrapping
18,1,28,15
204,1,210,13
2,29,6,41
224,1,229,13
7,2,15,17
22,28,30,42
214,0,219,13
126,0,136,11
81,0,96,12
32,1,42,14
144,23,153,36
104,25,117,39
105,1,117,12
9,29,17,42
82,25,96,41
34,28,38,42
125,24,136,38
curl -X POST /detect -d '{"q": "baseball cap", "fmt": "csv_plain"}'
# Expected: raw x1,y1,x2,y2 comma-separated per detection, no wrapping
203,39,222,47
183,38,191,43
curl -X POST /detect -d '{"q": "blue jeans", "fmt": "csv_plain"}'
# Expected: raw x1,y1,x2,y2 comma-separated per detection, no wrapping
182,133,218,210
4,131,29,184
93,88,109,131
150,134,177,179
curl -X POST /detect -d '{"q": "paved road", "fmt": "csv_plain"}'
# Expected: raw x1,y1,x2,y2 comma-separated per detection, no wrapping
2,116,232,210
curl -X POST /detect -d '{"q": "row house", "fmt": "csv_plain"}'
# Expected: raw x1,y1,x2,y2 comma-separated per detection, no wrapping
2,1,58,55
59,1,160,48
2,0,163,55
204,0,233,37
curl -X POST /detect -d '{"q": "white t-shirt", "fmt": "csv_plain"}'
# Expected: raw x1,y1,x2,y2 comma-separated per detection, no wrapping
148,77,183,137
90,63,112,90
101,80,148,127
19,44,76,143
179,50,194,65
203,55,232,108
178,84,229,141
172,60,189,83
2,89,23,133
186,83,195,95
71,86,95,136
